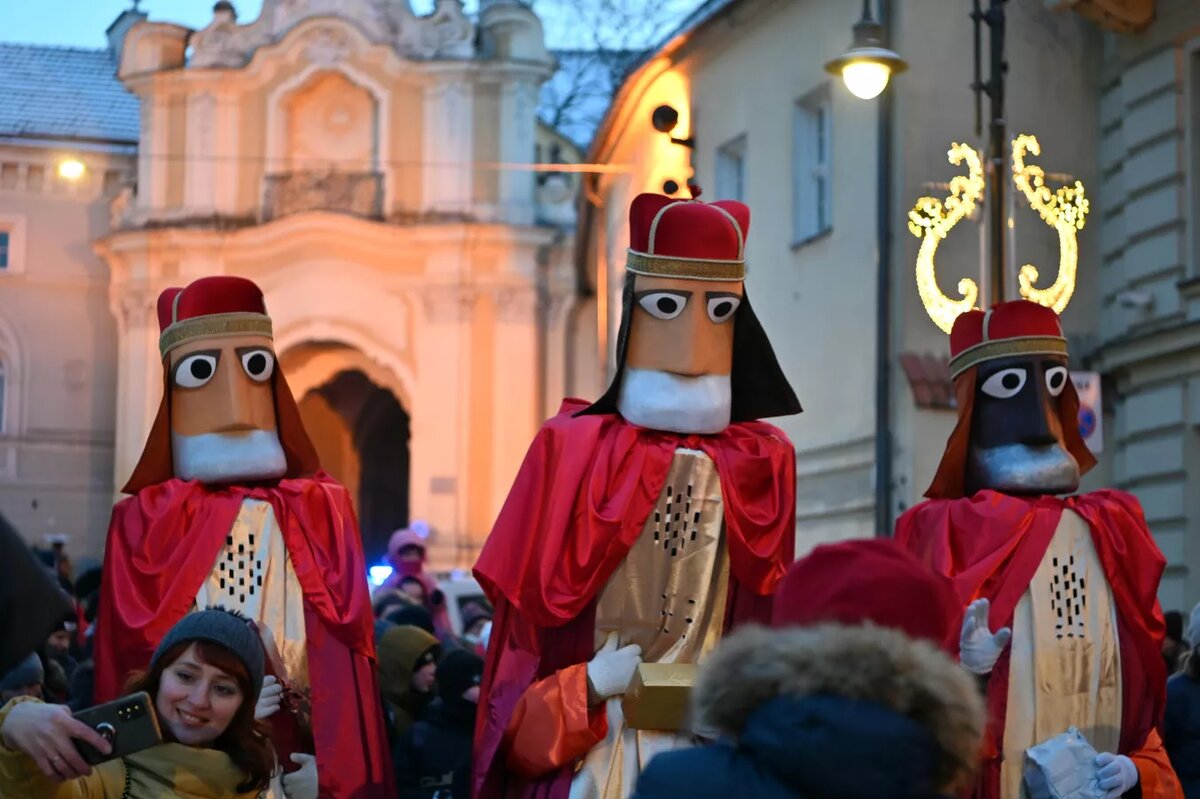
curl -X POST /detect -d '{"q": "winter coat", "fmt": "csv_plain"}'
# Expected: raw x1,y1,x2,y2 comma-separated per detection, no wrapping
378,625,441,738
1165,657,1200,798
393,697,476,799
633,624,986,799
0,698,261,798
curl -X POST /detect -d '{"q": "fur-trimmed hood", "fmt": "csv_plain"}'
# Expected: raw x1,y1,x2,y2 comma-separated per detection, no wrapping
692,624,985,797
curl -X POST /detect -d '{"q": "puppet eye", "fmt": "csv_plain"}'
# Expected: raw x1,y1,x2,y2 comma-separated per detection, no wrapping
638,292,687,321
240,349,275,383
706,295,741,323
1045,366,1068,397
174,353,218,389
980,368,1027,399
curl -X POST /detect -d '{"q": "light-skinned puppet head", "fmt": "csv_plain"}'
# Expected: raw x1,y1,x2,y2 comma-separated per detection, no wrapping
925,301,1096,499
582,192,800,432
123,276,319,492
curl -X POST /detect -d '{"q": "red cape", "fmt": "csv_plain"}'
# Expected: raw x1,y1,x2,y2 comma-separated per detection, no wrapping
895,489,1167,799
94,474,394,799
472,400,796,799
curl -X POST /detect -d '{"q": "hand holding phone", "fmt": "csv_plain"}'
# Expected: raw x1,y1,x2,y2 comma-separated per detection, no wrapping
0,700,112,780
71,692,162,766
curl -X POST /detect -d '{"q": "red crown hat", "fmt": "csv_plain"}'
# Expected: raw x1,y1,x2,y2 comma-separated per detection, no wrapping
156,276,273,358
626,192,750,281
772,538,961,651
947,300,1068,379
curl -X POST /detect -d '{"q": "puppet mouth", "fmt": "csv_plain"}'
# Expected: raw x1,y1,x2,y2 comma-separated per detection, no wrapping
172,429,288,483
967,443,1080,495
617,368,732,434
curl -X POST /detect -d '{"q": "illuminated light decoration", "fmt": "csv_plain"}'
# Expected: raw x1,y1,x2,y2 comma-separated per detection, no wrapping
908,143,986,334
57,158,85,181
1011,134,1089,315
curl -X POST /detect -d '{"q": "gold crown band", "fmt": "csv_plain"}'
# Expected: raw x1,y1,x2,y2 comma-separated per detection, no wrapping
625,249,745,281
949,335,1068,379
159,312,274,358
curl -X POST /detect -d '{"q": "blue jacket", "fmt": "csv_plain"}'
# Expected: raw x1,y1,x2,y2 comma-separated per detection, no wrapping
634,693,947,799
1165,667,1200,799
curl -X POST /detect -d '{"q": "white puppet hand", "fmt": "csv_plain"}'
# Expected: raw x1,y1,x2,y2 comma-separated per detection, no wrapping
959,598,1012,675
1094,753,1138,799
281,753,318,799
586,632,642,700
255,675,283,720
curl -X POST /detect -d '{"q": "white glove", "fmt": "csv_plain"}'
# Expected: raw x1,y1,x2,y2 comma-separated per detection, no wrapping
281,753,318,799
255,675,284,720
586,632,642,699
959,598,1012,675
1095,753,1138,799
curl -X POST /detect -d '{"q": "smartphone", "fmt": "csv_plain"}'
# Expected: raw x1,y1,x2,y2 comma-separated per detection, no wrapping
72,692,163,765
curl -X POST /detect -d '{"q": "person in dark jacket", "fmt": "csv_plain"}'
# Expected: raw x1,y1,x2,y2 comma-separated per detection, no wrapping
378,624,441,741
633,539,986,799
1165,603,1200,798
394,649,483,798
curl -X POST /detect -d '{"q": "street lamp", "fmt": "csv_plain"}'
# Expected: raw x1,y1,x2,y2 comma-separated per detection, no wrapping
57,158,85,182
824,0,907,100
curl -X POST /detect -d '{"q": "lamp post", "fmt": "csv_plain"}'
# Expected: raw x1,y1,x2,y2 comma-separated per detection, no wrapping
828,0,1011,304
823,0,907,100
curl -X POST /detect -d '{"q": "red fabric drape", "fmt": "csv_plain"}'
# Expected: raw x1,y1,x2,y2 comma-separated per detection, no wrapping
472,401,795,799
95,474,393,799
895,489,1169,799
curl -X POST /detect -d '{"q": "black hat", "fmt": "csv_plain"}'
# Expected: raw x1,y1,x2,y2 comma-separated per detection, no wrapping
437,650,483,702
150,608,264,700
386,604,435,635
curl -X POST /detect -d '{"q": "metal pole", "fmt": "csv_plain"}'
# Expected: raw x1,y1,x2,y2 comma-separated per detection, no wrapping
986,0,1008,304
875,0,894,537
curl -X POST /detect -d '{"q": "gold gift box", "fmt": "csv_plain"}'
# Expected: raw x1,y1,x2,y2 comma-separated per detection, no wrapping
621,663,697,731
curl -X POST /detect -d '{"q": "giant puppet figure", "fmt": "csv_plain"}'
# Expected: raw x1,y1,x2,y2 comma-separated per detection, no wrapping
94,276,393,799
472,192,802,799
895,300,1181,799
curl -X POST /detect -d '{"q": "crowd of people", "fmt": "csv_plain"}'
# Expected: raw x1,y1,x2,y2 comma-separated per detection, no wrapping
6,520,1200,798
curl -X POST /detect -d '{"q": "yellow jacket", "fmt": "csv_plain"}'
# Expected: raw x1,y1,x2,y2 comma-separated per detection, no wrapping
0,698,262,799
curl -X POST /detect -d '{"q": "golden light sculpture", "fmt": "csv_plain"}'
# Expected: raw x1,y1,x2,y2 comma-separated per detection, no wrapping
1011,134,1089,314
908,143,986,334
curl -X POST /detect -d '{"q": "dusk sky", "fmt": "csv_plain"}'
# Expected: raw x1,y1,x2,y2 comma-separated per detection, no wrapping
0,1,687,51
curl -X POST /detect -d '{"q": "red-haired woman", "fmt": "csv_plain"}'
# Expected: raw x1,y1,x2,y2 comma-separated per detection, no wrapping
0,608,285,798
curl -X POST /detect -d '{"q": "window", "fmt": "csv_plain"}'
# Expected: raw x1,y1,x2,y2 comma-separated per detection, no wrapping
794,88,833,244
0,215,25,274
715,135,747,202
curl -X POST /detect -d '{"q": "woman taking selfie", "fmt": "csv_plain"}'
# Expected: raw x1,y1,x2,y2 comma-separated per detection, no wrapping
0,608,284,798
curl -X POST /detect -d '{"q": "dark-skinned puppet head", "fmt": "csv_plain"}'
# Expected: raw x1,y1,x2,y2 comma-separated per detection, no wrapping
123,276,320,493
926,300,1096,499
581,192,801,432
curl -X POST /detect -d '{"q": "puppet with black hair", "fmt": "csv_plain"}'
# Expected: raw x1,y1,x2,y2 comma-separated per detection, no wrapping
896,300,1181,799
472,192,801,799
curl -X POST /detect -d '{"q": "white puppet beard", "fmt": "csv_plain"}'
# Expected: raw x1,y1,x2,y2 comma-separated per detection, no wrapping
172,429,288,484
617,367,732,434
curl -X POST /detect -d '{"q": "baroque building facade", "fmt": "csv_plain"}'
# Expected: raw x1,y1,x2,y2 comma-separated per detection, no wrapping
0,0,580,568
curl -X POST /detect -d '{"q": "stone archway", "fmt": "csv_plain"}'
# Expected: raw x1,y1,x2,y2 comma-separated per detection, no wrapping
301,369,410,566
282,341,412,566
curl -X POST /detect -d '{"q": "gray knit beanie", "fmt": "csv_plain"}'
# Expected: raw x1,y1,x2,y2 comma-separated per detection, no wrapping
150,608,265,700
0,652,44,692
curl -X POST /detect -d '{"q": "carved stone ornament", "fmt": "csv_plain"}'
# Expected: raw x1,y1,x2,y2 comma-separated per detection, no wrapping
188,0,476,68
262,171,383,221
301,26,353,66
